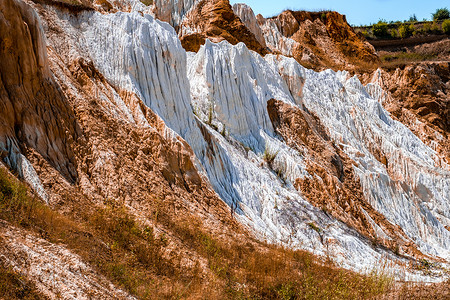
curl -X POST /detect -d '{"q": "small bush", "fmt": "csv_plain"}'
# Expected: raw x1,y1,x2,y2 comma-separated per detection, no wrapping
422,22,432,33
432,8,450,21
398,24,415,38
390,29,398,38
443,19,450,34
307,222,322,233
263,145,279,166
372,21,390,38
431,22,441,33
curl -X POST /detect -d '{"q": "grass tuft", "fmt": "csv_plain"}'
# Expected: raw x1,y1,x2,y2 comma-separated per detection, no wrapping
263,144,279,166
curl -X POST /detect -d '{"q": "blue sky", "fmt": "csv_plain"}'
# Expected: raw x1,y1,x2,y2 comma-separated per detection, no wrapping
229,0,449,26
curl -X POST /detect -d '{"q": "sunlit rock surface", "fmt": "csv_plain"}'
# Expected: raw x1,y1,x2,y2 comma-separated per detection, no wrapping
2,0,448,284
187,40,449,278
41,6,449,279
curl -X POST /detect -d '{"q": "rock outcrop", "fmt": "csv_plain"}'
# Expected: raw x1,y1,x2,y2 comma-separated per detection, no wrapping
0,0,79,185
188,40,450,274
232,4,379,71
364,63,450,164
179,0,268,54
267,99,417,256
153,0,199,29
231,3,267,48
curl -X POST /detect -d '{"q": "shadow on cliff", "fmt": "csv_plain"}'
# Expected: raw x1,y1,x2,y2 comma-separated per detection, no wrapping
197,120,244,215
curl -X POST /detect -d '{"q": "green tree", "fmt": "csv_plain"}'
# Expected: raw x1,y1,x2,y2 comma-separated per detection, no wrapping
443,19,450,34
432,8,450,21
409,14,418,22
372,21,389,38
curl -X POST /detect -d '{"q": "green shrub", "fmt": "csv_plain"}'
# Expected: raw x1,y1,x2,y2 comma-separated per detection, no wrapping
372,21,390,38
422,22,432,33
443,19,450,34
398,24,415,38
432,8,450,21
390,29,398,38
431,22,441,33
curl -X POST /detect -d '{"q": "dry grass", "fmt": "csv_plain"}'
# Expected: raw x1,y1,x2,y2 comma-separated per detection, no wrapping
0,262,47,300
380,51,437,69
377,279,450,299
139,0,153,6
0,167,443,299
0,167,180,298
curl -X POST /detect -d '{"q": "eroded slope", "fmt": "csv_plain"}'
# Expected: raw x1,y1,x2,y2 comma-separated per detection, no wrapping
233,4,379,71
0,1,449,298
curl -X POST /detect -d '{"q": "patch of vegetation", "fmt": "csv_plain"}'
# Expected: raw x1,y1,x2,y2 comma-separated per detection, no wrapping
380,51,437,69
0,167,396,299
263,144,279,166
0,168,176,298
354,9,449,40
0,263,47,300
409,14,418,22
372,21,389,38
220,124,226,137
307,222,322,234
398,23,415,38
443,19,450,34
390,28,398,38
140,0,153,6
432,8,450,21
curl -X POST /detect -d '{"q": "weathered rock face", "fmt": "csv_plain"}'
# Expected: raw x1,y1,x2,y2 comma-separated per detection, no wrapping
382,63,449,133
364,63,450,164
1,0,449,294
267,99,419,256
231,3,266,48
28,0,239,231
188,40,450,277
0,0,78,184
153,0,199,28
179,0,268,54
232,5,378,71
297,65,449,261
0,1,246,296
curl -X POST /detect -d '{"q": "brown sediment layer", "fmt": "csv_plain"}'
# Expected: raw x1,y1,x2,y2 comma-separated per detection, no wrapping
179,0,268,55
